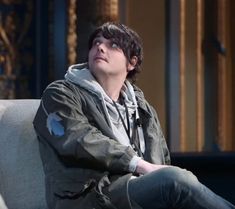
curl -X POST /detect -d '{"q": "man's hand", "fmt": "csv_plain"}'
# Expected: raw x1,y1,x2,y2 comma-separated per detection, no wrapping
135,159,170,175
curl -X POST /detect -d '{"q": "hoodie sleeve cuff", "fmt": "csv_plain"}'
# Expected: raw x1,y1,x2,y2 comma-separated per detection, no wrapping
128,156,141,173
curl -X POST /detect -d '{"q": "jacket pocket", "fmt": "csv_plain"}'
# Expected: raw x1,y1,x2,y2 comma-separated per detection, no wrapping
53,179,96,199
94,174,117,209
53,173,118,209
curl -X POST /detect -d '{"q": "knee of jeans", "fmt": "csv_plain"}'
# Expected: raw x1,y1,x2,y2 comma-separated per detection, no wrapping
160,166,199,188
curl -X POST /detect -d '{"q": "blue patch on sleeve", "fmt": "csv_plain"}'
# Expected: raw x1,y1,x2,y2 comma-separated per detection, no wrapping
46,112,65,137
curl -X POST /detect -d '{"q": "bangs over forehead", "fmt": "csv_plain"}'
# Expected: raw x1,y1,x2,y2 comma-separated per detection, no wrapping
101,23,129,41
88,23,130,51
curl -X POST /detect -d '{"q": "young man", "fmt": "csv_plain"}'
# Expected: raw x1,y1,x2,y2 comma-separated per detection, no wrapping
33,22,235,209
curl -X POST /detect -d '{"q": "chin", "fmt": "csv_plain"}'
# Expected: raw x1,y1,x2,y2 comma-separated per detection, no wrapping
91,62,107,72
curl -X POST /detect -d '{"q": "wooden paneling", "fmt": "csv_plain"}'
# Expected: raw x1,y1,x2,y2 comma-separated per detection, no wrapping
179,0,187,151
196,0,205,151
179,0,204,151
231,0,235,149
217,0,233,150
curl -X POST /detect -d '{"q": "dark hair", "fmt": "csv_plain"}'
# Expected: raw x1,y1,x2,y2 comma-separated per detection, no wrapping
88,22,143,82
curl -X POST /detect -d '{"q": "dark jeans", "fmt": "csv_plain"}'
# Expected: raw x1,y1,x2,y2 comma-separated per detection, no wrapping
128,166,235,209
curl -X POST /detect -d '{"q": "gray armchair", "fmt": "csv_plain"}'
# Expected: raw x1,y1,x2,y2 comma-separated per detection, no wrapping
0,100,47,209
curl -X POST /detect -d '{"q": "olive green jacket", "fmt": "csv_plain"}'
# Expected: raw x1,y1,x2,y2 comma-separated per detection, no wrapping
33,79,170,209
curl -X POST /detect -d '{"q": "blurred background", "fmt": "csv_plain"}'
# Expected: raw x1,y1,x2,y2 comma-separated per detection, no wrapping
0,0,234,203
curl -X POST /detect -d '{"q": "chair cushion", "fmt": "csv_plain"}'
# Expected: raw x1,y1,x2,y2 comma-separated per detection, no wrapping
0,100,47,209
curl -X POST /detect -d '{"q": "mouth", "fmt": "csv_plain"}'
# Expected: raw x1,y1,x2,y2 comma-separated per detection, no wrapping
94,56,108,62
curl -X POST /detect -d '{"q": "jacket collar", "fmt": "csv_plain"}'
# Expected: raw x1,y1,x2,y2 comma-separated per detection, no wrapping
133,85,152,118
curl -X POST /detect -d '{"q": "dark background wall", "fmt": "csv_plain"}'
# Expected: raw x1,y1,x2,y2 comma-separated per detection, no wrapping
172,152,235,204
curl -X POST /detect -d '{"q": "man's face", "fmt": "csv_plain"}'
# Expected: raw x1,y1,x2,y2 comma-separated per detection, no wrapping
88,34,130,80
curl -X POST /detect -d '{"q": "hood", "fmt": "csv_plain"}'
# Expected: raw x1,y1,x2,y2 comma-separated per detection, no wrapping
65,63,105,99
64,63,139,117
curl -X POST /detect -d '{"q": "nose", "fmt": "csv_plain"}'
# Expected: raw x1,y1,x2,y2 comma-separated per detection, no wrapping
97,43,105,53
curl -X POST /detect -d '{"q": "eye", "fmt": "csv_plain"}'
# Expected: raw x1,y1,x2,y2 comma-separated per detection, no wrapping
111,42,119,49
93,39,100,46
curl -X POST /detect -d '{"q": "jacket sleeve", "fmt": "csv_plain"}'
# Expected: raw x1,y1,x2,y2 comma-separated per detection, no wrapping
149,105,171,165
33,81,137,174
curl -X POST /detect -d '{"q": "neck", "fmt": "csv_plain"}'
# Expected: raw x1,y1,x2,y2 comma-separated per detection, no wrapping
96,75,126,101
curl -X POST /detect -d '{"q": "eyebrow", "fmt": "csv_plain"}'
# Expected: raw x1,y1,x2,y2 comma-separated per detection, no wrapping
94,33,102,39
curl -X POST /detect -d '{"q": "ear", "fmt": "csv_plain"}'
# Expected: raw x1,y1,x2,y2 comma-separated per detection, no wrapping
127,56,138,72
